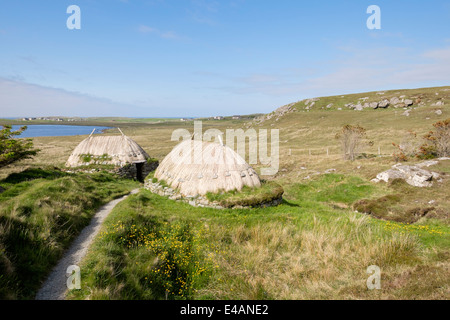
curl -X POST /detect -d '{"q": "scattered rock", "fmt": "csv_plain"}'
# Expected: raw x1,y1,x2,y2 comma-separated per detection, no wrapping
257,102,297,122
432,101,444,107
372,161,441,187
390,97,401,105
355,104,363,111
404,99,414,106
306,102,315,110
415,160,440,168
370,102,379,109
435,110,443,115
378,99,390,108
326,103,333,109
324,169,337,174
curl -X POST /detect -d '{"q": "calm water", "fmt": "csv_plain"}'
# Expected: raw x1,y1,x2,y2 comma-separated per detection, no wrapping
12,125,113,138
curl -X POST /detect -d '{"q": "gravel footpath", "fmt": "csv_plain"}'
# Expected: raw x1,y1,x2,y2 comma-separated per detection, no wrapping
35,189,139,300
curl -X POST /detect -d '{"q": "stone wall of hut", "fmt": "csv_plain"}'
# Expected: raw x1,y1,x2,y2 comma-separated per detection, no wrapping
116,160,159,180
144,180,283,209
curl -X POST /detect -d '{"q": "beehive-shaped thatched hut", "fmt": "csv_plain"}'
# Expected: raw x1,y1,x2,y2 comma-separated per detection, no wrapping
66,129,156,181
154,139,261,196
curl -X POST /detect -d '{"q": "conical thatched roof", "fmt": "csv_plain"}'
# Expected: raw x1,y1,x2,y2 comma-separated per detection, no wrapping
66,134,149,167
154,140,261,196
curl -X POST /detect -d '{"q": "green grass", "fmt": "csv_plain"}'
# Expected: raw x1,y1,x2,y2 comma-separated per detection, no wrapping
285,174,380,206
1,86,449,300
79,153,112,163
0,168,139,299
68,173,449,300
69,192,216,300
205,181,284,208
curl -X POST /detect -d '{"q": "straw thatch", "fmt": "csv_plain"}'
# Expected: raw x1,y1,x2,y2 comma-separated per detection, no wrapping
66,135,149,167
154,140,261,196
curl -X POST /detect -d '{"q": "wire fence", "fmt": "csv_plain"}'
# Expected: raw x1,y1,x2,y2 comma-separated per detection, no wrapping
285,145,397,157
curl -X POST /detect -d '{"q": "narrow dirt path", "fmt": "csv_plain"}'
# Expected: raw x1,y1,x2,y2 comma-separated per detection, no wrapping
35,189,139,300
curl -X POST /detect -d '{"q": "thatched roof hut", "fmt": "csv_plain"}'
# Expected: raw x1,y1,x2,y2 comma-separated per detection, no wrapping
154,140,261,196
66,133,149,168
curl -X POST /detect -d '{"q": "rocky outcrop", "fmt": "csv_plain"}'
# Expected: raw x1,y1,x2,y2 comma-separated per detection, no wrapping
256,102,297,122
345,95,426,111
371,158,449,187
432,101,445,107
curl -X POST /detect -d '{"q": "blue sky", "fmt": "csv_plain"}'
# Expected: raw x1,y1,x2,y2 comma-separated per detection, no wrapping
0,0,449,117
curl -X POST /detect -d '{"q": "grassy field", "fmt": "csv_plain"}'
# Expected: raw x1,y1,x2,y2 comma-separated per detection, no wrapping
67,175,449,300
1,85,449,300
0,168,139,299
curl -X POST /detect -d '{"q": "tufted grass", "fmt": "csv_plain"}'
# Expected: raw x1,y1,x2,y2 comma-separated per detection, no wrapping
0,168,139,300
68,174,449,300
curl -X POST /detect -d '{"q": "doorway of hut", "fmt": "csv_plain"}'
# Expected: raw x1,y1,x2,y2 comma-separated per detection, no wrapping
135,162,144,182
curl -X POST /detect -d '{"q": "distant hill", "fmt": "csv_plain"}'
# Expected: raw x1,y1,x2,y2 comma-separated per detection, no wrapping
257,86,449,123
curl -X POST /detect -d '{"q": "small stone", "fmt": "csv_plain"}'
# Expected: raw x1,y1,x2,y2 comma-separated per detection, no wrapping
390,97,400,105
378,99,390,108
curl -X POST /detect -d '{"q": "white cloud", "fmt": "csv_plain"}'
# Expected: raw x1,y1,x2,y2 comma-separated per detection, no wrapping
0,78,134,117
186,0,220,25
212,44,450,98
138,25,157,33
422,47,450,61
137,25,184,40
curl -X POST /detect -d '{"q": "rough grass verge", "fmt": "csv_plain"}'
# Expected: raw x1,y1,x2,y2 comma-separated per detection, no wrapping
205,181,284,208
0,168,138,299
